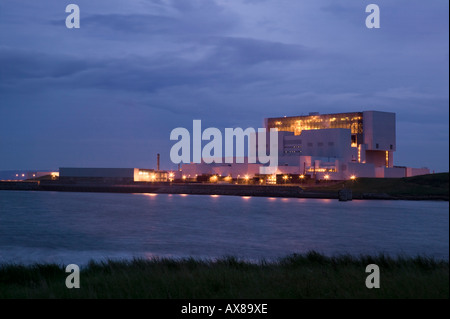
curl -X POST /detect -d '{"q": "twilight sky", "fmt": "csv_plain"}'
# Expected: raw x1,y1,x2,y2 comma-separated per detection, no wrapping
0,0,448,172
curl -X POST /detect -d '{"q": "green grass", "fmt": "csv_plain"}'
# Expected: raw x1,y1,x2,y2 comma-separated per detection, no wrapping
305,173,449,198
0,252,447,299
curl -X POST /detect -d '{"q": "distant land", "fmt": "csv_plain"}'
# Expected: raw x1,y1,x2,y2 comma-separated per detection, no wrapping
0,173,448,201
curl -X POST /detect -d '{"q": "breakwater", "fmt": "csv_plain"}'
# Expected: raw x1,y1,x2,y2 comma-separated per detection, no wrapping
0,181,447,200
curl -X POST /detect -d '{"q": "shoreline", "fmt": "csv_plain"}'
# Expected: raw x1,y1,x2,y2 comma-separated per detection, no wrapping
0,180,448,201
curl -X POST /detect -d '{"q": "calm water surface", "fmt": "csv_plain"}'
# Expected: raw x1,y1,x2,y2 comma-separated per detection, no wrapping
0,191,448,265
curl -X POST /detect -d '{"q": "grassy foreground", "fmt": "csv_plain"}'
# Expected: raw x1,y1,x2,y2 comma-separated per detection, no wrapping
0,252,448,299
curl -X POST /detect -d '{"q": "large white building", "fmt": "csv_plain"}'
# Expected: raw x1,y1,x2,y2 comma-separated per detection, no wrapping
268,111,429,180
181,111,430,181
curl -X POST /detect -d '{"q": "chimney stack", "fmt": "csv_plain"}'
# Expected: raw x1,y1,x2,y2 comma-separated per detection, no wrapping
157,153,160,171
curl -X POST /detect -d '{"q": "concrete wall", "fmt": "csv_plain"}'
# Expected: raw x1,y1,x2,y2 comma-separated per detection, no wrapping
366,150,386,167
363,111,396,152
375,166,385,178
406,167,430,177
277,166,301,175
346,162,376,178
296,128,353,160
278,155,301,167
385,167,407,178
60,167,135,178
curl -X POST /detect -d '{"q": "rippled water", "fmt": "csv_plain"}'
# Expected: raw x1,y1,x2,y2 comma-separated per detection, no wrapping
0,191,448,265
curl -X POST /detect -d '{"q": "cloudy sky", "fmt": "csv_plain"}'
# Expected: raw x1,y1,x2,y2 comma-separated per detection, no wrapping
0,0,448,172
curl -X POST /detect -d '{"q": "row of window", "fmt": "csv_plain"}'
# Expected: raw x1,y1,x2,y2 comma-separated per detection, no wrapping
375,143,394,150
284,141,336,149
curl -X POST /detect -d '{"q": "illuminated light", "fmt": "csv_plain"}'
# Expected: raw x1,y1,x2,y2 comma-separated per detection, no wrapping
242,196,251,200
244,175,249,181
180,194,188,197
268,197,277,201
169,172,174,178
211,195,220,198
386,151,389,168
182,175,187,180
350,175,357,180
145,193,158,197
16,174,18,177
259,179,264,184
150,174,156,181
300,175,305,179
324,175,330,180
351,143,357,148
358,145,361,163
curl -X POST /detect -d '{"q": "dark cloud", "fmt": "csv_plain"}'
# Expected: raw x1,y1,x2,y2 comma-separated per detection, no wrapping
203,37,312,65
0,48,91,81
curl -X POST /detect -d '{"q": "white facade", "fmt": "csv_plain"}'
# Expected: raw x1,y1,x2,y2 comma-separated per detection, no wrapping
180,111,430,181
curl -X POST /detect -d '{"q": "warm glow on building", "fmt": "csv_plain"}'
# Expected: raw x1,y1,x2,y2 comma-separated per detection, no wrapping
358,145,361,163
267,174,277,185
266,112,363,139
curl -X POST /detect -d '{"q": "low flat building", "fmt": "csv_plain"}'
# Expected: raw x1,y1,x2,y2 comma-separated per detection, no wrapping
59,167,168,183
